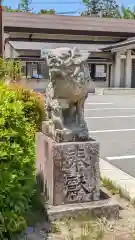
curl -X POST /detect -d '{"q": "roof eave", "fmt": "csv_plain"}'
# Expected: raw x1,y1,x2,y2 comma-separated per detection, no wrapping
101,39,135,52
4,26,135,38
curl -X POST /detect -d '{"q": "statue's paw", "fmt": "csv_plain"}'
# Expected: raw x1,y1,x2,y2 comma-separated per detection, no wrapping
55,129,64,142
53,119,64,130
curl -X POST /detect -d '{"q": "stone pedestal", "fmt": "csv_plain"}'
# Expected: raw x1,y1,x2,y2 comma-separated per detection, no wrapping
36,132,100,206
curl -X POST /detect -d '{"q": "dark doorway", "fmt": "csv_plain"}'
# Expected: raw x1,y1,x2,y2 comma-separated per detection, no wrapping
131,59,135,88
108,64,111,87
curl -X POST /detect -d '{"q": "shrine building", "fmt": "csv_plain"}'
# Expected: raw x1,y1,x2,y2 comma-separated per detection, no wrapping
3,11,135,91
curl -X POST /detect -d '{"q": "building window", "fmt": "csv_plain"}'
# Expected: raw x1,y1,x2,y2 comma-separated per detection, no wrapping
95,64,106,80
21,61,49,80
88,64,107,81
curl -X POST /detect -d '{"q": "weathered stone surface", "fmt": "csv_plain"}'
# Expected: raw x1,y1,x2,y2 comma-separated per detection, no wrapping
36,133,100,206
48,198,119,220
35,47,119,227
44,47,91,142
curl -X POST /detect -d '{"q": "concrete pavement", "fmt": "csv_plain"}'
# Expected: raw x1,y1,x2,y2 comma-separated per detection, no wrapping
100,158,135,201
84,94,135,199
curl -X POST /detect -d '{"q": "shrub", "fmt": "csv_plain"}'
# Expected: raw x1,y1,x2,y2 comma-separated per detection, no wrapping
8,84,45,131
0,58,22,82
7,60,22,81
0,83,37,239
0,58,8,80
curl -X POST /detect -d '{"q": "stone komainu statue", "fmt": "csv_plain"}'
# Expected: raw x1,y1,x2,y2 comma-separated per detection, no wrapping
43,47,91,142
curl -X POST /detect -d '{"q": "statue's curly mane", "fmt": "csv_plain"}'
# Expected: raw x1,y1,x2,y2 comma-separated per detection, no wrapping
46,47,91,86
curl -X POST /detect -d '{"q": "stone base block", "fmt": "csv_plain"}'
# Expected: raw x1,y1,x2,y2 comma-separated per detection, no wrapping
36,132,100,206
48,198,120,220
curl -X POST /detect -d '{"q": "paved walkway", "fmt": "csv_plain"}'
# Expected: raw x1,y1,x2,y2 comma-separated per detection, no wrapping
100,158,135,201
85,94,135,199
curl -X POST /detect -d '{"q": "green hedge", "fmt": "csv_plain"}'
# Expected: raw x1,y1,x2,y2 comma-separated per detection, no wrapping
9,84,45,131
0,83,40,239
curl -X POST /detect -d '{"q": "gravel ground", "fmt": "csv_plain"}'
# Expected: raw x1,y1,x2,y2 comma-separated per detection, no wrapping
19,191,135,240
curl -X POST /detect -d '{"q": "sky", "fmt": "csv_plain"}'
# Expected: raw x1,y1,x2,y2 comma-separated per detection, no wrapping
3,0,135,15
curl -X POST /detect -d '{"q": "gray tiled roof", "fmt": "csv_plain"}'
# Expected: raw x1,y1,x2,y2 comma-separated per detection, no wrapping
3,12,135,34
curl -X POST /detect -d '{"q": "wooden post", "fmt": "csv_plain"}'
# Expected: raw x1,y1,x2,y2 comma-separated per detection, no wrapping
0,0,3,57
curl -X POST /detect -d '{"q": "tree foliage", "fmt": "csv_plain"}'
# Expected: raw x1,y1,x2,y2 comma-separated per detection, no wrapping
0,58,22,82
4,0,55,14
40,8,55,14
82,0,120,18
82,0,103,15
119,5,135,19
3,6,22,12
102,0,119,18
3,0,32,12
19,0,32,12
4,4,55,15
4,0,135,19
